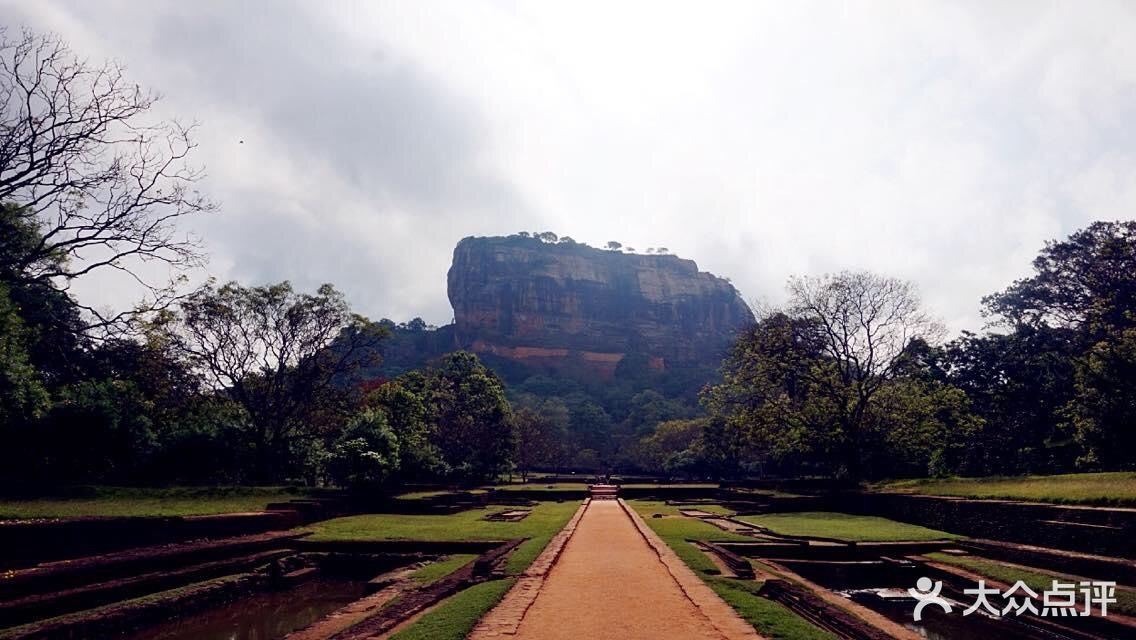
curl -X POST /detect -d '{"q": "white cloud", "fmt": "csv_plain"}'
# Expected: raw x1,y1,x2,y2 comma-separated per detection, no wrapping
5,0,1136,334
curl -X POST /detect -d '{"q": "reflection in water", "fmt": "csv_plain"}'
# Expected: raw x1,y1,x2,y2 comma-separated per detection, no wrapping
124,578,365,640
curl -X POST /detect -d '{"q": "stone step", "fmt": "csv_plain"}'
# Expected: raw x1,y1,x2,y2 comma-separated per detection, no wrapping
0,530,307,601
0,549,291,628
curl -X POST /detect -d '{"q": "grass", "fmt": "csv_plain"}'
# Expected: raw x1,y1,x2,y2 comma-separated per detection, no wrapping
489,483,589,491
0,486,309,519
727,488,806,498
309,500,581,575
489,482,720,491
708,578,838,640
925,552,1136,616
314,501,578,639
627,500,837,639
736,512,960,542
389,578,516,640
408,554,478,585
877,472,1136,506
394,489,488,500
627,501,754,574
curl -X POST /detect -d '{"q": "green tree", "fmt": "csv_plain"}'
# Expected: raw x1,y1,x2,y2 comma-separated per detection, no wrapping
784,272,944,479
513,408,563,481
38,379,157,484
0,282,50,447
706,272,952,480
327,408,400,491
426,352,515,483
942,328,1078,474
365,376,443,481
636,418,705,476
171,281,386,480
1065,327,1136,468
984,221,1136,469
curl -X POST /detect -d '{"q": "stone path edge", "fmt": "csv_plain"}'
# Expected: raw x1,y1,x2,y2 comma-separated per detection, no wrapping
618,498,765,640
468,498,591,638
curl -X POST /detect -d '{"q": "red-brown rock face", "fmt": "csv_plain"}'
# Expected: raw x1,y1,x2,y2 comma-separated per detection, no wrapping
446,236,754,375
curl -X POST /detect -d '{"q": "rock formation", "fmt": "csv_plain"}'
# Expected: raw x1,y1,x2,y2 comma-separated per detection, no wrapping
446,236,753,377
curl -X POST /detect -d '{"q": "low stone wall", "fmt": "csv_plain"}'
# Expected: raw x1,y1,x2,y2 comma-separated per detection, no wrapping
838,493,1136,558
0,511,304,568
292,539,507,556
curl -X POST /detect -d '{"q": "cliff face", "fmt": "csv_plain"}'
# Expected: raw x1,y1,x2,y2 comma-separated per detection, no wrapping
446,236,754,376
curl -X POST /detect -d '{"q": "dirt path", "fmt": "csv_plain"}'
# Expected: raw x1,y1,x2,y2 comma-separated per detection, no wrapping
486,500,760,640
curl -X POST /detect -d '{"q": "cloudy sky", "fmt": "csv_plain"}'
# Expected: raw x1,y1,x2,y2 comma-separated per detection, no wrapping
5,1,1136,333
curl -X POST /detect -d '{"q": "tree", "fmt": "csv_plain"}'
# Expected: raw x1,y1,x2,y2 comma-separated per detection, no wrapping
635,418,704,476
1,204,87,382
425,352,515,483
364,375,442,481
942,328,1078,474
984,221,1136,469
1065,325,1136,468
705,312,841,476
514,408,562,481
984,221,1136,332
0,282,50,442
171,281,385,480
786,271,943,479
537,231,558,243
327,408,400,491
605,241,622,251
1,29,215,334
707,274,947,480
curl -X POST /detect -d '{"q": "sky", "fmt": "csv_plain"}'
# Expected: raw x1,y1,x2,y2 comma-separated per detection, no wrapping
5,1,1136,334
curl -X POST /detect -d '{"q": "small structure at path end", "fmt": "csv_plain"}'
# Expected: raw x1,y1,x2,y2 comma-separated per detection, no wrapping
589,484,619,500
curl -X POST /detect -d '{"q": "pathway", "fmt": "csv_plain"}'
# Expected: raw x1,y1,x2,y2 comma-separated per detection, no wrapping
471,499,761,640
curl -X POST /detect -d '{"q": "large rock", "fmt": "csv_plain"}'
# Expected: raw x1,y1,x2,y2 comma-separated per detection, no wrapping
446,236,753,376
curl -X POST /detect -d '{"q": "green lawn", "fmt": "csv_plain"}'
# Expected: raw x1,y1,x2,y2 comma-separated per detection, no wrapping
627,501,753,574
489,482,720,491
313,501,579,639
877,472,1136,506
925,552,1136,616
708,578,837,640
394,489,489,500
309,500,581,575
627,501,836,639
736,512,960,542
408,554,478,585
390,578,516,640
489,483,590,491
0,486,310,519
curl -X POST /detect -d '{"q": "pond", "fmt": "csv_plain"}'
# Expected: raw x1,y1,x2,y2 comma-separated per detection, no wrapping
122,578,365,640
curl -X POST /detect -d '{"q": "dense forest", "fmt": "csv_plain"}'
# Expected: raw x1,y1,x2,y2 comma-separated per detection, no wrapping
2,29,1135,493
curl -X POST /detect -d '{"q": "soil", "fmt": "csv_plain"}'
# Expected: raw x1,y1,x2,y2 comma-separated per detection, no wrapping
510,500,742,640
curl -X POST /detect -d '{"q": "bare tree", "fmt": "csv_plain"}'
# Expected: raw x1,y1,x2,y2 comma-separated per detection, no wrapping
0,28,215,333
787,271,943,478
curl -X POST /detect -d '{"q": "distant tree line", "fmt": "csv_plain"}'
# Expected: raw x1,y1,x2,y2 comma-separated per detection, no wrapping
630,221,1136,481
